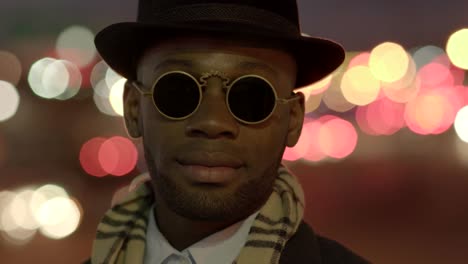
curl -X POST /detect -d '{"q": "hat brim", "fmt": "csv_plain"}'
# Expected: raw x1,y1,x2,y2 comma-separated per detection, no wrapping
95,22,345,88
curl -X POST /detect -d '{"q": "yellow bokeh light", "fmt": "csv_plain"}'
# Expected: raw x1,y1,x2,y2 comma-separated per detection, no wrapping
446,28,468,70
454,106,468,143
340,66,381,106
369,42,409,83
109,78,126,116
37,197,81,239
56,25,96,67
0,81,20,122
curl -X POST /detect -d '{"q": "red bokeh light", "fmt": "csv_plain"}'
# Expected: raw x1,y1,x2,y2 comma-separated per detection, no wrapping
79,137,107,177
98,136,138,177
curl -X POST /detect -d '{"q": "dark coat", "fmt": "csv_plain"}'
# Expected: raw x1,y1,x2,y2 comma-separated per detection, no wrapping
280,221,370,264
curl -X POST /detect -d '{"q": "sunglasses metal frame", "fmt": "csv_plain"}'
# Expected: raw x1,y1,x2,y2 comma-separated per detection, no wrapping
131,70,301,125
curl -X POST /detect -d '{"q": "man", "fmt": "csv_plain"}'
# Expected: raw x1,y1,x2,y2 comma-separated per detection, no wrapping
88,0,370,263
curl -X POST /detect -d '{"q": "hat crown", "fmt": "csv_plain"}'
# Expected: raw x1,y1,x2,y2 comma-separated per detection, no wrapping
137,0,300,33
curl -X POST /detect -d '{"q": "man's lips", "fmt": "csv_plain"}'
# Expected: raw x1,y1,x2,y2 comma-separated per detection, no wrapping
176,152,244,184
176,152,244,168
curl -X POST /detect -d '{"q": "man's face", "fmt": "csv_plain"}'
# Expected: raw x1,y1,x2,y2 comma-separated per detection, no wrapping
125,37,304,222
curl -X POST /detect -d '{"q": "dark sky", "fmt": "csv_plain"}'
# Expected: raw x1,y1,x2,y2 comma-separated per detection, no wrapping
0,0,466,50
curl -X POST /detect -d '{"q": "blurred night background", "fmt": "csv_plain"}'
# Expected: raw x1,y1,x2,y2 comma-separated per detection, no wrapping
1,0,467,263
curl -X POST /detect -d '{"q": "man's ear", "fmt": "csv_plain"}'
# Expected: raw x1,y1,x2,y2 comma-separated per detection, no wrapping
123,80,142,138
286,91,305,147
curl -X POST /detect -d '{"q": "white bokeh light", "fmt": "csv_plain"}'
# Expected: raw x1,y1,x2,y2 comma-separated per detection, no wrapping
0,191,15,231
93,79,120,116
454,106,468,143
37,197,81,239
109,78,126,116
56,25,97,67
54,60,82,100
0,81,20,122
10,189,40,230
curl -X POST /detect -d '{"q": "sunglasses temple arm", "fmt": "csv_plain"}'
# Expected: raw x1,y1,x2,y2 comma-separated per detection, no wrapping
277,93,302,104
130,81,153,96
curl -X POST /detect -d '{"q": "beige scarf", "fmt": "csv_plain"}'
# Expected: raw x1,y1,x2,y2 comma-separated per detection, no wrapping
91,165,305,264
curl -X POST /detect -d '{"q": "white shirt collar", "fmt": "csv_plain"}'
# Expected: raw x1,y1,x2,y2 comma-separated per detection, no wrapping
144,206,259,264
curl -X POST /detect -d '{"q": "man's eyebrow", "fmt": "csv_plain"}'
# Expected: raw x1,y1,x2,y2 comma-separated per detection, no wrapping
153,59,194,73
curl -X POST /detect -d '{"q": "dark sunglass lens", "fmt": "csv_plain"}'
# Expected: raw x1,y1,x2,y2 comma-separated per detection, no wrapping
153,73,200,118
228,77,276,123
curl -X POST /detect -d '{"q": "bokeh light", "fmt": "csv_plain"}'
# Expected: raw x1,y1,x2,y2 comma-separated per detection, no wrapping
318,116,358,159
54,60,82,100
382,74,420,103
348,52,370,68
37,197,81,239
98,136,138,176
79,137,108,177
413,45,445,69
404,89,458,135
0,191,16,232
418,61,452,88
28,58,81,100
109,78,126,116
341,65,381,106
0,50,22,86
90,60,108,89
454,106,468,143
92,66,125,116
283,116,358,162
56,25,97,68
369,42,409,83
80,136,138,177
93,80,119,116
10,189,41,230
356,98,406,136
446,28,468,70
302,119,327,162
0,185,81,242
0,81,20,122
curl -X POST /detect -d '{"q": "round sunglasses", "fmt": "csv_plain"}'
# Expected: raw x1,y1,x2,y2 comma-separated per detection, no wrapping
131,70,300,125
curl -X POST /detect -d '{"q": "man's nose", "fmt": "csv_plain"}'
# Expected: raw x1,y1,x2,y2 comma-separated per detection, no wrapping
185,78,240,139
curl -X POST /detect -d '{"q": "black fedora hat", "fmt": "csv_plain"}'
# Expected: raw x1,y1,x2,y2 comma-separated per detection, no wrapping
95,0,345,88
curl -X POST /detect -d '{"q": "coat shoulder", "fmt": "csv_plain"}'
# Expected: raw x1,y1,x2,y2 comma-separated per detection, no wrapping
280,221,371,264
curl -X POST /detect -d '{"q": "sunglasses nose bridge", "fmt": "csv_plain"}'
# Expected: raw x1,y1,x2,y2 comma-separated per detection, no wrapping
185,91,239,139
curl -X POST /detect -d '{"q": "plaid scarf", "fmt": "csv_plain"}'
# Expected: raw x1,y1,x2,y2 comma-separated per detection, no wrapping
91,165,305,264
